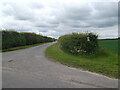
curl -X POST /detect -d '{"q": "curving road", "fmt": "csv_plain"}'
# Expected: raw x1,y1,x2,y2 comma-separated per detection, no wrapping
2,42,118,88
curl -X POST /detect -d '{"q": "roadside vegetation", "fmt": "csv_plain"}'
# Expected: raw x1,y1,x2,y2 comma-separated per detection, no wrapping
0,30,55,52
58,33,98,55
46,33,118,78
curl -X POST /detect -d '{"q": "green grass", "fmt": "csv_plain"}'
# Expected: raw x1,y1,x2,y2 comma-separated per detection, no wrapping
99,39,118,53
1,42,49,52
45,40,118,78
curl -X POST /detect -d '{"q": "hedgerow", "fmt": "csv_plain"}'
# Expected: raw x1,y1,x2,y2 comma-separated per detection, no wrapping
58,33,99,55
1,30,55,50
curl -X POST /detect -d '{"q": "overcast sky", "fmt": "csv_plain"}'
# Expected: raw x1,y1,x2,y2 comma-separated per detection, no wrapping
0,0,118,39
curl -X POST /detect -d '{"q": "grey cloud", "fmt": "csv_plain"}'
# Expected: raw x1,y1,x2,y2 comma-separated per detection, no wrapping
36,24,58,28
29,1,44,9
92,2,117,18
59,2,117,29
34,21,59,29
2,1,39,21
86,17,117,28
0,0,118,39
65,4,92,20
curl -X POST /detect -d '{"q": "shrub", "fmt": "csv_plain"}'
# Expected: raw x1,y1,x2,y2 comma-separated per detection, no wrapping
2,31,21,49
1,30,55,50
58,33,99,55
0,31,2,50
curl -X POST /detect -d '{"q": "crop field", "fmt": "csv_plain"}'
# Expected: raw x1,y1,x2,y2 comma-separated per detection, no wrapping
46,39,119,78
99,39,118,53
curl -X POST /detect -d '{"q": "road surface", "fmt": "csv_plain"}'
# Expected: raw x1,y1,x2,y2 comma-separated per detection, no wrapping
2,42,118,88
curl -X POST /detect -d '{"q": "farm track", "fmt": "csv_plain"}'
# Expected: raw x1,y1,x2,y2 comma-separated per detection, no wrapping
2,42,118,88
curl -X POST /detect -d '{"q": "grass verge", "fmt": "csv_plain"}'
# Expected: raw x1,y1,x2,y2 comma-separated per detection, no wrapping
45,43,118,78
1,42,49,52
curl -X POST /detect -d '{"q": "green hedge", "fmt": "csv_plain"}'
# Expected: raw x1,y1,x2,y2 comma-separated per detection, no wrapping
0,31,2,50
58,33,99,55
1,30,55,50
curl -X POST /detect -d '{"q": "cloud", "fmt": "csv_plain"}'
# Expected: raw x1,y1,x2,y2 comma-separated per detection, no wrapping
0,0,118,39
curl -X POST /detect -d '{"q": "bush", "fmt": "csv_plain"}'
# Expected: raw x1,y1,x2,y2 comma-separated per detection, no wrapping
1,30,55,50
58,33,99,55
0,31,2,50
2,31,21,49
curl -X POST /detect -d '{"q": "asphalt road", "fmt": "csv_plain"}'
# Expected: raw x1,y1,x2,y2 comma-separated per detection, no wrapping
2,42,118,88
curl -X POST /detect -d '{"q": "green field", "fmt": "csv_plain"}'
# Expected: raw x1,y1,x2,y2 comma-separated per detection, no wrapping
99,39,118,53
46,39,118,78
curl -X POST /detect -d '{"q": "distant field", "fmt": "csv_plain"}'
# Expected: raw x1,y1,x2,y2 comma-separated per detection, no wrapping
46,39,118,78
99,39,118,53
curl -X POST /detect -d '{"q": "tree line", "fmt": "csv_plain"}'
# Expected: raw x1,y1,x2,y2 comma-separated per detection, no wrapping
0,30,56,50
